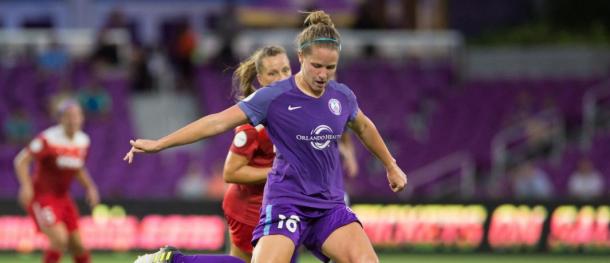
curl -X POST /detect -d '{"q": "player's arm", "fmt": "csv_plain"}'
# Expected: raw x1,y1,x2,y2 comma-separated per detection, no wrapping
125,105,249,163
348,110,407,192
75,168,100,208
223,152,270,184
339,132,358,178
13,149,34,210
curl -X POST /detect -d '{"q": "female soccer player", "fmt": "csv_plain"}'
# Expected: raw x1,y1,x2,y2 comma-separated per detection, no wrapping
14,100,100,263
223,45,358,263
222,45,291,262
133,45,358,263
125,10,406,263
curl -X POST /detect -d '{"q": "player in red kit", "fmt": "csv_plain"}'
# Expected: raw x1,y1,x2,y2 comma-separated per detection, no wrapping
14,100,100,263
221,45,290,262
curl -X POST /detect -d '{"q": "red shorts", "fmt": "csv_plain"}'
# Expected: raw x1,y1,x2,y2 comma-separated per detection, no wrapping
225,214,256,253
28,194,80,233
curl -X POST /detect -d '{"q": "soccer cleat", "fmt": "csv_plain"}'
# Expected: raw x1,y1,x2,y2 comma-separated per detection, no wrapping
133,246,179,263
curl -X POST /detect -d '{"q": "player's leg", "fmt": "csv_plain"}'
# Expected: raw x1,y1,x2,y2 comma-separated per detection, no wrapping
306,204,377,263
229,243,251,262
30,199,68,263
321,222,377,263
251,235,295,263
251,204,304,263
225,215,255,262
64,197,91,263
67,231,90,263
39,223,69,263
133,246,245,263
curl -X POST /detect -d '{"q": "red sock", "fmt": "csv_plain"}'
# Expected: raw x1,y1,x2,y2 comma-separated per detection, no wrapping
74,252,91,263
43,250,62,263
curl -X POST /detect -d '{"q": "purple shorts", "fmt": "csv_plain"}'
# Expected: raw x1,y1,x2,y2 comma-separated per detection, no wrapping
252,203,360,262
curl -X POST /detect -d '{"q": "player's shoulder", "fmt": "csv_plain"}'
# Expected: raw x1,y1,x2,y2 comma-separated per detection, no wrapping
328,80,355,98
74,130,90,147
40,125,62,142
41,125,90,148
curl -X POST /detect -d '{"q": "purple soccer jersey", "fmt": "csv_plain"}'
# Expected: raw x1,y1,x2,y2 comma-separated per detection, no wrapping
238,76,359,209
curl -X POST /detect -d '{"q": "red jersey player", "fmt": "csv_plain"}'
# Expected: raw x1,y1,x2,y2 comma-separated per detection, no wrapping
14,100,99,263
221,46,290,262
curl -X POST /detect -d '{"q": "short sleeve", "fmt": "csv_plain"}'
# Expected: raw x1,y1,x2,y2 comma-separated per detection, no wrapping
27,136,50,160
338,83,359,122
229,127,259,160
237,90,266,126
237,84,286,126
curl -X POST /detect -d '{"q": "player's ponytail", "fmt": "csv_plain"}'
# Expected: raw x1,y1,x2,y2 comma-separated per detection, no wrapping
233,53,258,100
232,45,287,100
296,10,341,54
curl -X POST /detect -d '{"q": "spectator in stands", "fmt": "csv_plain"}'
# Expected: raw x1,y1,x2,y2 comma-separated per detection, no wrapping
407,96,436,142
504,92,559,166
176,161,208,200
353,0,386,57
77,79,112,118
512,161,554,200
523,98,559,158
93,7,137,72
37,36,69,73
92,33,120,69
130,46,154,92
174,23,198,91
504,90,535,126
568,158,604,200
354,0,385,29
3,108,34,145
207,0,240,66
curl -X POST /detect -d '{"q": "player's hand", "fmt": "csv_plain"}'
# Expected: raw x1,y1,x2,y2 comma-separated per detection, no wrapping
123,139,161,164
386,164,407,192
18,185,33,210
86,188,100,208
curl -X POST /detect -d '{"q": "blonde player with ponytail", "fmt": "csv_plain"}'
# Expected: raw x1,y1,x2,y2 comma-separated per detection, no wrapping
222,45,291,262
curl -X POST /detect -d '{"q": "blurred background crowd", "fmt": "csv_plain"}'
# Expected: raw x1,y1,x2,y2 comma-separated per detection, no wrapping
0,0,609,204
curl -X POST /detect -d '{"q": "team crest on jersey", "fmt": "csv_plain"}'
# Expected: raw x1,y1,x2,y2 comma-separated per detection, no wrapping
328,98,341,116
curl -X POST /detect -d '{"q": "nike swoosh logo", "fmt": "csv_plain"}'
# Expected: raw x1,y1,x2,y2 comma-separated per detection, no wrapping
288,105,302,111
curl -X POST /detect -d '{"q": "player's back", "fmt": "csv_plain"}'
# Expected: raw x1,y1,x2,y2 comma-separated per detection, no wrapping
28,125,90,196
